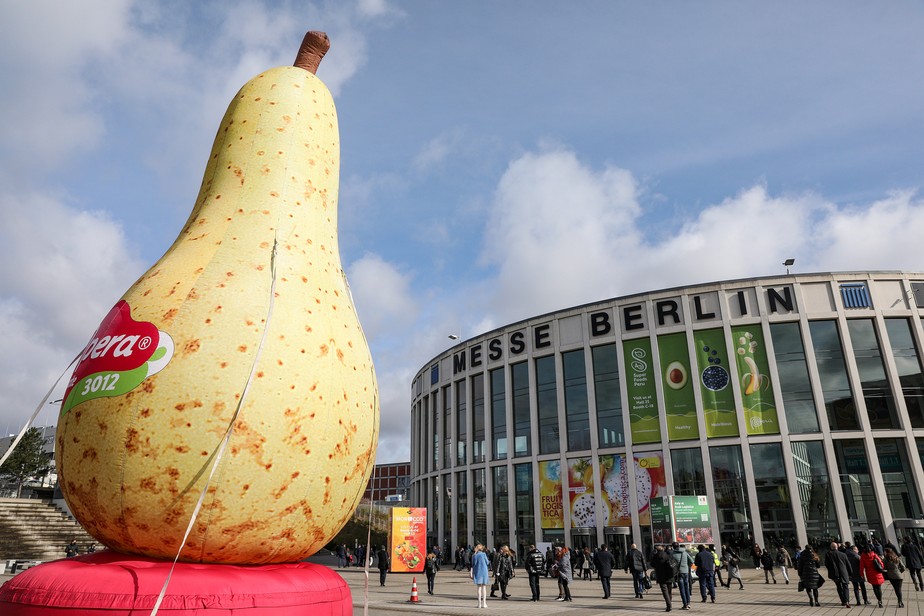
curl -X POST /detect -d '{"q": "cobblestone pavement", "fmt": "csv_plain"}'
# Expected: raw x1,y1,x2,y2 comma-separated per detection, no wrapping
3,561,920,615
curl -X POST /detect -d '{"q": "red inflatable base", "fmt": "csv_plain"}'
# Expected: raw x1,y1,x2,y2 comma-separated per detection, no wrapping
0,551,352,615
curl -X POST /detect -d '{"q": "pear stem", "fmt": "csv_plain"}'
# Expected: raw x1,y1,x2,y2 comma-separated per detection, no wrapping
293,31,330,74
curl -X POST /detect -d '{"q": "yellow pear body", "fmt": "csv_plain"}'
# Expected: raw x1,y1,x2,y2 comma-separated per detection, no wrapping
55,65,379,564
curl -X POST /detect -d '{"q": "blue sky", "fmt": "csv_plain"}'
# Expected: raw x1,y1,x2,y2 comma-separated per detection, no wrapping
2,1,923,463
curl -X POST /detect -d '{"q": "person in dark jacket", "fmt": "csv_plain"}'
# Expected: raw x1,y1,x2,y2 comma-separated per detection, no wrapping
424,551,440,595
694,544,716,603
798,545,823,607
626,543,648,598
760,549,777,583
846,544,869,606
901,537,924,591
595,545,616,599
376,545,390,586
651,545,676,612
492,545,515,600
524,544,545,601
824,542,852,608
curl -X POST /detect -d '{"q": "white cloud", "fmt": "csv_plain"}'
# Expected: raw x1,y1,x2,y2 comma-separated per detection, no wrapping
347,253,419,341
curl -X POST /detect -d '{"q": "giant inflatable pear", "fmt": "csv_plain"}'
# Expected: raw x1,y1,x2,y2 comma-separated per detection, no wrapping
55,31,379,564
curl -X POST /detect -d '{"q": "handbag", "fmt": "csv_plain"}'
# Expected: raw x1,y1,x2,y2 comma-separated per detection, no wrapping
798,581,804,592
643,575,652,590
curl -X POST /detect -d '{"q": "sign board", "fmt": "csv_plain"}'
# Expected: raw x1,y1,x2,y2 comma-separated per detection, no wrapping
649,495,713,545
390,507,426,572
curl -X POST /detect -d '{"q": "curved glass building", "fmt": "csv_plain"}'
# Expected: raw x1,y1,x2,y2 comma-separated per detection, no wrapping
410,272,924,563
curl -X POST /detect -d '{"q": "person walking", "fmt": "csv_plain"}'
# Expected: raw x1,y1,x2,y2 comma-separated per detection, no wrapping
900,537,923,591
524,544,545,601
723,547,744,589
582,546,594,580
671,542,695,610
798,545,823,607
545,546,555,577
884,546,906,608
424,551,440,595
694,544,716,603
710,545,725,589
493,545,515,600
626,542,648,598
846,544,869,606
860,544,886,608
376,545,390,587
776,545,793,584
824,541,852,608
652,544,676,612
753,543,764,570
471,544,490,608
556,547,573,602
761,548,777,583
595,544,616,599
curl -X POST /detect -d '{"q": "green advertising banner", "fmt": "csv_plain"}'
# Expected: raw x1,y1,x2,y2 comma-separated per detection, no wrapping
731,325,780,435
624,338,660,444
694,328,739,438
672,495,714,544
649,496,674,545
658,333,699,441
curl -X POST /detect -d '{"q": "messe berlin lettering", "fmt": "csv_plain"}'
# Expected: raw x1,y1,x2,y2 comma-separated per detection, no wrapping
452,286,794,375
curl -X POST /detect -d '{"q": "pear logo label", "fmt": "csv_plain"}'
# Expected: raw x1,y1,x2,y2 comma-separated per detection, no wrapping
62,300,174,415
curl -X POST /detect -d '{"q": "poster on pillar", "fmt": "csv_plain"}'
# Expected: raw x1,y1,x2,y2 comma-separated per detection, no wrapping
634,452,667,526
730,325,780,435
624,338,660,444
658,332,699,441
539,460,564,529
694,328,739,438
390,507,427,573
599,454,632,527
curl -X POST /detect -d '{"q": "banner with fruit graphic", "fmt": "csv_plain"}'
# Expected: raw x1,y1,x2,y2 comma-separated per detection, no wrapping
390,507,427,573
694,328,739,438
599,454,632,527
634,452,667,526
539,460,564,529
624,338,660,444
730,325,779,435
567,457,600,528
658,333,699,441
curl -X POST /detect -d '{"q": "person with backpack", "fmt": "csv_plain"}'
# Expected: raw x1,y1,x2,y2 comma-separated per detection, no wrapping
651,545,677,612
761,549,777,583
626,543,648,598
776,545,793,584
424,551,440,595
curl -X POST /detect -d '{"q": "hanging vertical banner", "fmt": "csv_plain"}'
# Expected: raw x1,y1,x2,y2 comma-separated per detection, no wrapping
624,338,660,444
568,457,601,527
634,452,667,526
539,460,564,529
658,333,699,441
390,507,427,573
695,328,739,438
731,325,780,435
599,454,632,527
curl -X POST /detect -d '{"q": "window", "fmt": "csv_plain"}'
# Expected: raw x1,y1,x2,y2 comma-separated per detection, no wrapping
593,345,624,447
770,322,819,433
671,448,706,496
491,368,507,460
536,356,560,455
472,374,485,463
885,319,924,429
847,319,899,429
456,381,467,465
511,362,531,457
791,440,837,544
809,321,859,430
563,350,591,451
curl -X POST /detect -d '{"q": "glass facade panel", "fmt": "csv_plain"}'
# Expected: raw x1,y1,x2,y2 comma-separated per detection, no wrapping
493,466,510,548
536,355,560,455
875,438,922,519
791,441,837,546
710,445,752,546
511,362,531,457
491,368,507,460
592,344,624,447
514,463,535,564
456,380,467,465
885,318,924,429
473,467,487,545
847,319,900,429
432,395,439,469
809,321,860,431
442,473,451,555
770,322,820,433
563,349,591,451
472,374,485,464
833,439,884,541
750,443,795,547
671,448,706,496
456,471,467,549
442,386,452,468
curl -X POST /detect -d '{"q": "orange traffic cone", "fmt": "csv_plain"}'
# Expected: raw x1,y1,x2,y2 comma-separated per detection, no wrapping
408,576,420,603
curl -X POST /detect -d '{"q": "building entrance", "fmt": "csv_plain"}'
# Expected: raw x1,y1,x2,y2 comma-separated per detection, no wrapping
604,527,631,569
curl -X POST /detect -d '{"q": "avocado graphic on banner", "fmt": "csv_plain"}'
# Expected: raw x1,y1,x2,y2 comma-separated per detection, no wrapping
624,338,660,444
695,328,739,438
731,325,780,435
658,333,699,441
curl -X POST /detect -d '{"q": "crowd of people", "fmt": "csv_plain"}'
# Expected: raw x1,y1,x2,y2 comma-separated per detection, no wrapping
416,536,924,610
